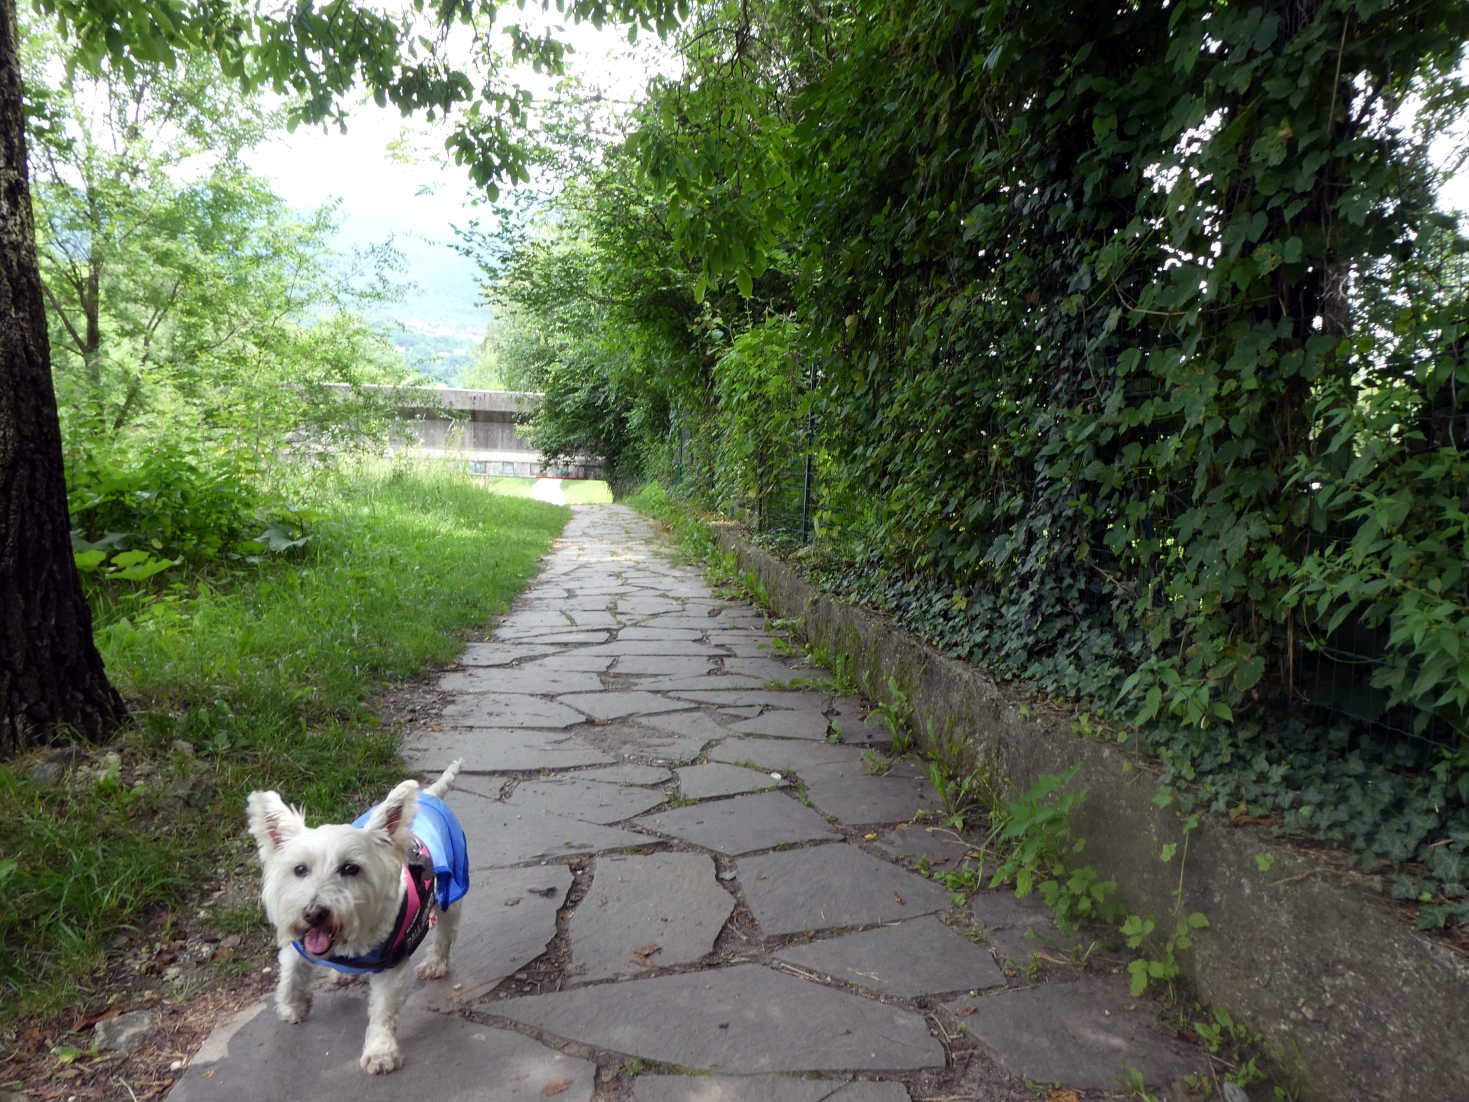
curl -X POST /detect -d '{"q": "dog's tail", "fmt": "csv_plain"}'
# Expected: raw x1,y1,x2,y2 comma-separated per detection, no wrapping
425,759,462,798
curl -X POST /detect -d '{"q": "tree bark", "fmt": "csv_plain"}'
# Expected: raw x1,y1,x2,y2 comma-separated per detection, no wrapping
0,0,127,755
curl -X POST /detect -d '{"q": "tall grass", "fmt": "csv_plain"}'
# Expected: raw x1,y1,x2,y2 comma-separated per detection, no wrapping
0,458,568,1014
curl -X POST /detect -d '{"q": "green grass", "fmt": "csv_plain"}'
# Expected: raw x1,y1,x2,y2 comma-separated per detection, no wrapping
0,458,567,1015
486,476,614,505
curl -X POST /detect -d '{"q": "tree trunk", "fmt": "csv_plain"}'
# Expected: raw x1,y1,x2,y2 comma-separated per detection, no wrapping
0,0,127,756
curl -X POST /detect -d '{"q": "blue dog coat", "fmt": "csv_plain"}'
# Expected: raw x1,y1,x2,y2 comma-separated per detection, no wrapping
294,792,469,974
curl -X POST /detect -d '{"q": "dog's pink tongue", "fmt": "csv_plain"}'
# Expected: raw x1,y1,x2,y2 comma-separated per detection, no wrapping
303,927,333,955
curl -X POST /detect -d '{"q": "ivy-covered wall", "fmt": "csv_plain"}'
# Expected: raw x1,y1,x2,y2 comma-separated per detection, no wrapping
482,0,1469,922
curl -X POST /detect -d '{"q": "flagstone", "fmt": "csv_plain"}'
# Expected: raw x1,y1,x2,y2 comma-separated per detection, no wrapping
402,729,613,773
631,1076,910,1102
797,759,938,825
636,790,839,855
569,852,734,980
774,915,1004,997
493,964,944,1074
434,667,605,694
729,710,832,740
559,690,690,720
945,978,1204,1090
677,762,786,799
506,777,669,824
737,844,953,934
707,735,864,774
574,763,675,785
167,994,595,1101
440,693,587,729
450,793,652,868
426,866,572,1008
609,655,715,677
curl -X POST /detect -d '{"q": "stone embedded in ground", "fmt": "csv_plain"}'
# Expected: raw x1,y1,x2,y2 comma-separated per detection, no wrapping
451,792,652,868
564,611,622,630
825,703,897,747
558,690,691,721
166,994,596,1101
613,596,689,617
631,1075,910,1101
402,729,613,773
519,652,617,672
440,693,587,729
603,716,724,764
738,843,954,935
93,1009,158,1053
574,763,674,785
455,643,554,667
869,822,979,870
774,915,1005,997
946,977,1205,1091
639,709,736,744
493,964,944,1074
634,674,769,692
569,852,734,980
506,777,669,824
427,865,571,1008
636,790,839,855
668,689,816,709
493,612,580,636
969,890,1071,966
616,626,704,641
797,759,938,825
582,640,727,657
677,762,785,799
610,655,715,678
434,666,605,694
728,710,833,740
707,735,866,774
719,657,814,682
518,630,611,645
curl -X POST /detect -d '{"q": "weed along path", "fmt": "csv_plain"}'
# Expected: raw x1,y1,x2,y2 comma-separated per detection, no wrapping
169,506,1206,1101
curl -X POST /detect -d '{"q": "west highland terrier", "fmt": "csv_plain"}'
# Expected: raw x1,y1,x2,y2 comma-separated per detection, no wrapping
246,760,469,1074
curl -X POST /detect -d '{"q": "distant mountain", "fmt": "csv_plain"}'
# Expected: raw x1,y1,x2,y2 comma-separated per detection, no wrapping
336,211,491,384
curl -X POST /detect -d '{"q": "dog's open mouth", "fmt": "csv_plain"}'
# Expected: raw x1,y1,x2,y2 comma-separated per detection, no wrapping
302,927,335,955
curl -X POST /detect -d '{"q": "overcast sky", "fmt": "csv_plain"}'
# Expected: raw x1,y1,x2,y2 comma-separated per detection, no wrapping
245,18,663,340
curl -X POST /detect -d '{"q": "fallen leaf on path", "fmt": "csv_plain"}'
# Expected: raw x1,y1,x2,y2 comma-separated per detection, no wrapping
955,1006,976,1017
1047,1092,1081,1102
893,892,905,905
541,1079,573,1096
631,943,663,966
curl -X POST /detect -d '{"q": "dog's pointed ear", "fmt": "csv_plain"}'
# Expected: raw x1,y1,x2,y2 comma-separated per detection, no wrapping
246,791,305,860
363,779,419,853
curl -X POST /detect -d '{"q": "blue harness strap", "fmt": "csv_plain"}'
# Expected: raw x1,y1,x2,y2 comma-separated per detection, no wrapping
294,792,469,974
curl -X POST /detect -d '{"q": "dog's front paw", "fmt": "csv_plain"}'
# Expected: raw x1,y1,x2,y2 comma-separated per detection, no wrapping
415,957,449,980
275,994,310,1024
360,1042,403,1075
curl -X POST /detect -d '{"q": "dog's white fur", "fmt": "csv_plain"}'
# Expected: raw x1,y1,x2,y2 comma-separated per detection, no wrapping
246,761,463,1074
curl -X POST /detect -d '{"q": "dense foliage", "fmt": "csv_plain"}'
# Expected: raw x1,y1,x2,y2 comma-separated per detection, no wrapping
19,15,441,594
479,0,1469,923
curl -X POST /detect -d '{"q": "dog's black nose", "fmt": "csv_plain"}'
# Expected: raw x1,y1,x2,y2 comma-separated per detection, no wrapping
303,903,331,927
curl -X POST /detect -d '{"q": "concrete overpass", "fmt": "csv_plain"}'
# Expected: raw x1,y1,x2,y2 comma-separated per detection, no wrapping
328,384,604,479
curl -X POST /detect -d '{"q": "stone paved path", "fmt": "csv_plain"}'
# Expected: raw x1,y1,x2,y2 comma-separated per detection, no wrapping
168,507,1206,1101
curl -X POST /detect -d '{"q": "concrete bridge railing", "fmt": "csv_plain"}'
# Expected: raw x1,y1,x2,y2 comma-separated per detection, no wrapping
325,383,604,480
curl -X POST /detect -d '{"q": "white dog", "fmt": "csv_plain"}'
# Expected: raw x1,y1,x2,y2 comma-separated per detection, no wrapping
246,761,469,1074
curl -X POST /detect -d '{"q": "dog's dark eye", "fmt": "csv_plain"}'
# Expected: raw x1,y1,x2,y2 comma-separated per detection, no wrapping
339,862,360,878
293,864,309,877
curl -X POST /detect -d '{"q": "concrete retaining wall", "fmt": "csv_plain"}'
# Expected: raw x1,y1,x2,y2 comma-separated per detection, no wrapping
712,525,1469,1102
